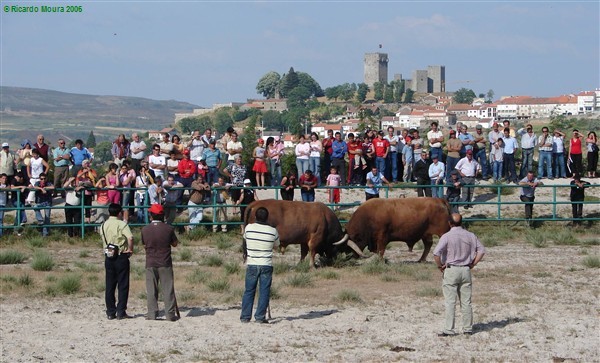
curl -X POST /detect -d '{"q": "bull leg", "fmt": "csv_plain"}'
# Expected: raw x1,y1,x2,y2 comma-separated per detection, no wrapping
377,240,386,259
419,235,433,262
300,244,309,261
280,245,286,254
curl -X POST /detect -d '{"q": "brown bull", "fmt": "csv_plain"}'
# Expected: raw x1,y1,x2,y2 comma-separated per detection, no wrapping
342,197,452,262
244,200,347,267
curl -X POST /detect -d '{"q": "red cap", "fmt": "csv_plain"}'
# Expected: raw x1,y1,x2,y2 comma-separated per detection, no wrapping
183,149,190,155
466,149,473,155
258,139,264,143
148,204,164,214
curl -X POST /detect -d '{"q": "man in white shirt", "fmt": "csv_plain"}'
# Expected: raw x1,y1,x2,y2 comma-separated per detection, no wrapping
455,150,481,209
428,154,445,198
517,124,537,179
226,132,243,166
188,130,205,162
129,133,147,174
148,144,166,179
427,121,444,162
552,130,566,178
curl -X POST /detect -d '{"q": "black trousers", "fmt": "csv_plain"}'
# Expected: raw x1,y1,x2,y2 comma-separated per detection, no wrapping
64,203,82,237
520,195,535,220
105,254,131,317
571,197,584,221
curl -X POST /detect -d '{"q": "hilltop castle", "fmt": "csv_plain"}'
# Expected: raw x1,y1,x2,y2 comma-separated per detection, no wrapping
364,52,445,93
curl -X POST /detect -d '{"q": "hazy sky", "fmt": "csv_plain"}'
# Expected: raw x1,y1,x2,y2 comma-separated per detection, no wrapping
2,1,599,107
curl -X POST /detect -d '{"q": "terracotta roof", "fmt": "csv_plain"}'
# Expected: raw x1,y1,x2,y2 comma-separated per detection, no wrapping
447,104,473,111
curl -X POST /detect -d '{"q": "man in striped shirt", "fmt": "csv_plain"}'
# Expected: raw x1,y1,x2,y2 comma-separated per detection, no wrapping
240,207,280,324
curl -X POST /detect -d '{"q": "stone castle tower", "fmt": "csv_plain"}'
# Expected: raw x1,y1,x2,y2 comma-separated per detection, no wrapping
364,53,388,87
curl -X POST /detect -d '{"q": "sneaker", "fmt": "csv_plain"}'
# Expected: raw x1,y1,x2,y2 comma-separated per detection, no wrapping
437,331,455,337
256,319,269,324
107,314,116,320
117,314,133,320
240,319,250,323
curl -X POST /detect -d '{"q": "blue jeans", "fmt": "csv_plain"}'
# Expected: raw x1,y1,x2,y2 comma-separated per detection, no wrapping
34,201,51,236
269,159,281,186
187,200,204,230
520,148,534,178
375,156,386,177
538,151,553,178
296,158,309,175
431,179,444,198
241,265,273,321
12,200,27,226
553,152,566,178
301,190,315,202
386,152,398,181
207,166,219,186
492,161,503,181
309,156,321,185
0,206,4,237
475,149,489,178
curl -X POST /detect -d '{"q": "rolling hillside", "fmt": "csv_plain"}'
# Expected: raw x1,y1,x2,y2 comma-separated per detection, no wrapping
0,86,201,146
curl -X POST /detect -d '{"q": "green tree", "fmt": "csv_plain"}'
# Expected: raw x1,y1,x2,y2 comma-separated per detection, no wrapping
297,72,324,97
86,131,96,148
262,110,285,131
93,141,113,164
240,116,258,169
279,67,299,98
339,83,357,102
256,71,281,99
394,80,405,103
373,82,384,101
214,109,234,134
486,89,495,103
178,116,212,135
453,88,477,104
404,89,415,103
356,83,369,103
325,86,341,101
383,83,394,103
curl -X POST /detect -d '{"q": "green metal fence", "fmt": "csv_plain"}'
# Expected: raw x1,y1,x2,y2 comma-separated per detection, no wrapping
1,183,598,237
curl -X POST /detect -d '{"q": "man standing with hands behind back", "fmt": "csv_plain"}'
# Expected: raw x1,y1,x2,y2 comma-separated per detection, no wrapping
240,207,280,324
101,203,134,320
434,213,485,336
142,204,180,321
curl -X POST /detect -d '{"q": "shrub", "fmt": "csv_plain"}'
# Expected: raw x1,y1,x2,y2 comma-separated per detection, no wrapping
31,251,54,271
582,256,600,268
223,261,241,275
186,269,211,284
27,236,48,249
0,250,27,264
416,287,442,297
206,277,230,292
179,248,193,262
336,289,363,303
361,259,389,275
319,270,339,280
57,274,82,295
273,262,292,275
293,260,310,273
286,273,313,288
201,254,223,267
215,236,234,250
74,261,100,273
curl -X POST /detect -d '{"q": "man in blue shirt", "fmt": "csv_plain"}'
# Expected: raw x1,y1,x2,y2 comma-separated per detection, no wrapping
331,132,348,185
502,128,519,183
365,165,390,200
457,125,475,158
70,139,93,177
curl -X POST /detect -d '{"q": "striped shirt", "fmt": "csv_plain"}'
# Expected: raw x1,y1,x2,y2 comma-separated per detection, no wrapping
244,222,280,266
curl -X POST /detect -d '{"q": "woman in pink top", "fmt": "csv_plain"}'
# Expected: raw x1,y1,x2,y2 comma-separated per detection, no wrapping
105,163,121,204
568,129,584,175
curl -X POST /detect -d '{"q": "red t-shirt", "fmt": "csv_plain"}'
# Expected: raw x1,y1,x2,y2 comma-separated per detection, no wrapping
570,138,582,155
178,158,196,179
373,138,390,157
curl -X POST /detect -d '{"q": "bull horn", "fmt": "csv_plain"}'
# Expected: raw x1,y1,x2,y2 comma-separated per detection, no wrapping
347,239,365,257
333,234,349,245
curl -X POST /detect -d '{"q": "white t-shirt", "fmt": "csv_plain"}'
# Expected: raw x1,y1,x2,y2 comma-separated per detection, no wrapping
130,140,146,160
427,130,444,148
384,135,399,152
226,141,243,161
148,154,166,177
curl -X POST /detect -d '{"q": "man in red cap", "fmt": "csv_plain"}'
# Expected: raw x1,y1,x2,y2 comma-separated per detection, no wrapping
141,203,180,321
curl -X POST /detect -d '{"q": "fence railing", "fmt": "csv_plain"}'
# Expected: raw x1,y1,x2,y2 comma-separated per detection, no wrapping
1,182,598,237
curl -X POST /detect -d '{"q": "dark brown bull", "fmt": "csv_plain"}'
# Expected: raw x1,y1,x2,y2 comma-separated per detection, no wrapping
340,197,452,261
244,200,348,267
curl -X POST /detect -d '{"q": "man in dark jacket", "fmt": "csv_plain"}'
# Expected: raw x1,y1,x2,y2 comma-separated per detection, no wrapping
413,150,432,197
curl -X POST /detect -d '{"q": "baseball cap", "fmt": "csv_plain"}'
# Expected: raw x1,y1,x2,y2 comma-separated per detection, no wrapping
243,179,251,184
148,204,164,215
466,149,473,155
431,154,439,159
258,139,264,143
476,125,482,130
183,149,190,155
492,122,498,127
196,157,202,162
1,142,8,148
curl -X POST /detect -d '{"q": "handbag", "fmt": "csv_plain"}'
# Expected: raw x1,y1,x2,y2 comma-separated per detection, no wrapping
101,222,119,259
